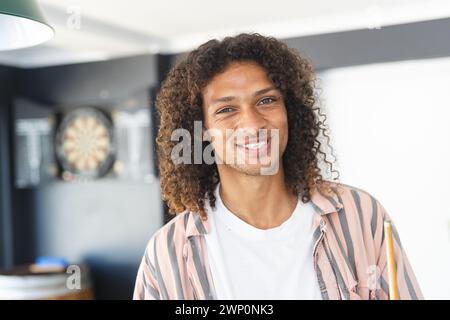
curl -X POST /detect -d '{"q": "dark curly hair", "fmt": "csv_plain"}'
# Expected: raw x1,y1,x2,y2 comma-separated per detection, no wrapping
156,33,340,219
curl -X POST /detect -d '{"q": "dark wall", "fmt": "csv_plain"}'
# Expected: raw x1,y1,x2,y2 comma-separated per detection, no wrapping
0,65,16,268
16,54,157,107
284,17,450,70
169,18,450,76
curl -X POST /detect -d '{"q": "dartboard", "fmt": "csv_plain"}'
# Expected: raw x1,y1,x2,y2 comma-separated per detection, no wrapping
56,108,115,178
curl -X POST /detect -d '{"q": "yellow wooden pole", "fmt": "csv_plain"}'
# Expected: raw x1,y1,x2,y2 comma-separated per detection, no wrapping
384,220,399,300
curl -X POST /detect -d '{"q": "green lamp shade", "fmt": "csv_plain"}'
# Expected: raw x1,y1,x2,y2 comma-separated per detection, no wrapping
0,0,54,50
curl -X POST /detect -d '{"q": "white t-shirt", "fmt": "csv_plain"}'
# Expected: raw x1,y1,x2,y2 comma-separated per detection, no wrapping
204,184,323,300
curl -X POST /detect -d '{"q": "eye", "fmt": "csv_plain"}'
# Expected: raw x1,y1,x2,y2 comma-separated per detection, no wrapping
258,97,276,105
216,107,234,114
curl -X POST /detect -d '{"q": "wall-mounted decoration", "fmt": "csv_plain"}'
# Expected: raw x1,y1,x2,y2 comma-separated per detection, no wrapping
14,98,56,188
13,89,157,185
55,108,115,180
15,118,55,187
112,108,154,183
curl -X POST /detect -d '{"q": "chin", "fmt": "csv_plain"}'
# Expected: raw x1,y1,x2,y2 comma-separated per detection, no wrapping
227,159,280,176
235,166,264,176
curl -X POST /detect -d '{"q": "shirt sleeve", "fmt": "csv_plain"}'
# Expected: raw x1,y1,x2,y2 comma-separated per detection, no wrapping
133,236,161,300
375,202,424,300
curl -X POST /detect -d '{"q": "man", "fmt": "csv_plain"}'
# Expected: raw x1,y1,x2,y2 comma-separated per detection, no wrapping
133,33,423,300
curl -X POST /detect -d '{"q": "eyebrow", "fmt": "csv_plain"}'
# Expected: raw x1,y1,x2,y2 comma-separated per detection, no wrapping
210,86,278,106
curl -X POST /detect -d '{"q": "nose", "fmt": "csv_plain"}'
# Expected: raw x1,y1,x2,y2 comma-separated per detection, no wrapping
238,106,267,133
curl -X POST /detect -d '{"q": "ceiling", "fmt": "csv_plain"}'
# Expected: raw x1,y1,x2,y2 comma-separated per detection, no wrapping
0,0,449,68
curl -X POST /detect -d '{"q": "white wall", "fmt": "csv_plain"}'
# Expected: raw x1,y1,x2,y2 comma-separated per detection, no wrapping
319,57,450,299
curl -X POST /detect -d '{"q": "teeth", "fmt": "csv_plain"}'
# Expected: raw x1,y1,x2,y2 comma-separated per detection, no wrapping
244,141,267,149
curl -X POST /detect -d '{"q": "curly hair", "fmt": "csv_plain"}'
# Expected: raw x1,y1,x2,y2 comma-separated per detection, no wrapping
156,33,340,219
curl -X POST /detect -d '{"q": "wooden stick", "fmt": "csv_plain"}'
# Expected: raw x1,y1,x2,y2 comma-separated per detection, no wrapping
384,220,399,300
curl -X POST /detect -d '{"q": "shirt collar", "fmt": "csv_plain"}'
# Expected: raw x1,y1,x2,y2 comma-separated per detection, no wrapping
309,182,344,216
185,181,343,239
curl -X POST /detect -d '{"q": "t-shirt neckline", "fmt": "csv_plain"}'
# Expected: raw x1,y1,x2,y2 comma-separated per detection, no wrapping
211,183,304,242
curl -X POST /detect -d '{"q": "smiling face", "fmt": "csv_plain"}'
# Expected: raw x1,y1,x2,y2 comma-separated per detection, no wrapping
201,61,289,176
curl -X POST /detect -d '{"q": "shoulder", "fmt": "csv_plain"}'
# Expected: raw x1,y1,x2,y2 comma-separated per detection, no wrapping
134,211,192,300
154,210,190,240
334,181,387,214
142,210,191,260
327,180,388,238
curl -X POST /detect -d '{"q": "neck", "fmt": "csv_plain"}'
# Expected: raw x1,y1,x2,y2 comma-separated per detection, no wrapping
216,163,298,230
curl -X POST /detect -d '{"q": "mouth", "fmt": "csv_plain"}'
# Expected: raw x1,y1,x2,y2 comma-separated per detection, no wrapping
236,137,271,155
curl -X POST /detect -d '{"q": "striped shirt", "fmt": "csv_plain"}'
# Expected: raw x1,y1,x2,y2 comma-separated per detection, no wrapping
133,181,424,300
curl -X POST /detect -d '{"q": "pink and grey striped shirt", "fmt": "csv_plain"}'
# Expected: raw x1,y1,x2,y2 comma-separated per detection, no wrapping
133,181,423,300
